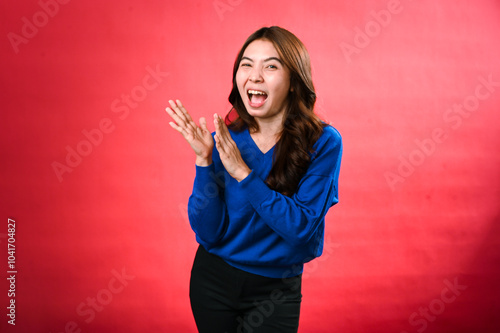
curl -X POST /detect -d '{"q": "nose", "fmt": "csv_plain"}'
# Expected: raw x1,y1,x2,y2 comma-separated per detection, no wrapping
249,67,263,83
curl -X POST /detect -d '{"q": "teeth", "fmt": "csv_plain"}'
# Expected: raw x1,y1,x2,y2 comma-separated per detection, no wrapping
248,90,266,95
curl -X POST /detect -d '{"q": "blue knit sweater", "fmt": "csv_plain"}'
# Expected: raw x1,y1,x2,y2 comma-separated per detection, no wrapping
188,125,342,278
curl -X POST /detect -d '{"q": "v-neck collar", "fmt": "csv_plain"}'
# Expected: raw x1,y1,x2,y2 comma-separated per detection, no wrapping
245,128,275,156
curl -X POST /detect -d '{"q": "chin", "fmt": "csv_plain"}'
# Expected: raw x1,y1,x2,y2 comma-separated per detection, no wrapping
246,108,267,118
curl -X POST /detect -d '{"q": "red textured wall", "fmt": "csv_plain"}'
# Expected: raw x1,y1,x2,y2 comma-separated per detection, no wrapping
1,1,499,332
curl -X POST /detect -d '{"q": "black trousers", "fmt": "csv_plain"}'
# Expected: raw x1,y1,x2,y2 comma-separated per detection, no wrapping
190,245,302,333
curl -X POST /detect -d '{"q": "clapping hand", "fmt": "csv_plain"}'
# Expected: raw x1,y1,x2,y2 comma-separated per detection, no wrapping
166,100,213,166
213,113,251,182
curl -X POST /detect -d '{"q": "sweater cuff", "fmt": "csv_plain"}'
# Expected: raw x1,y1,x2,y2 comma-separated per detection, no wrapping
193,164,216,189
238,170,273,207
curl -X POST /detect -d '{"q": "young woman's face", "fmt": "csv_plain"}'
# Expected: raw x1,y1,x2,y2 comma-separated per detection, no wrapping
236,39,291,122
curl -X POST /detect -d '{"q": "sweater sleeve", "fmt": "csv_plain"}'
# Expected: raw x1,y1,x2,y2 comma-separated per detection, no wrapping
237,128,342,247
188,164,228,246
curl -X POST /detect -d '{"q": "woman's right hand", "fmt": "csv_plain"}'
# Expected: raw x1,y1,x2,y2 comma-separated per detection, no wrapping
166,99,214,166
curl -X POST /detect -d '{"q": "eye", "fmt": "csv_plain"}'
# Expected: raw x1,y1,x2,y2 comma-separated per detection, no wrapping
240,62,251,67
267,64,278,69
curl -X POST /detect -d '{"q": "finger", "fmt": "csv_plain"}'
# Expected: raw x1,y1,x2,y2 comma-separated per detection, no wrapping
175,100,200,135
213,118,223,151
214,116,230,153
199,117,209,133
214,114,222,139
168,102,200,137
168,121,183,133
175,100,195,123
168,100,190,125
167,106,198,140
219,115,232,141
165,106,187,129
215,114,234,147
214,133,224,155
168,118,194,140
214,114,226,139
195,117,208,140
168,100,187,121
213,116,228,153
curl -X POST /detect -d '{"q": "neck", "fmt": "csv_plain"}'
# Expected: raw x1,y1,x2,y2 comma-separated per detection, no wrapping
252,112,284,139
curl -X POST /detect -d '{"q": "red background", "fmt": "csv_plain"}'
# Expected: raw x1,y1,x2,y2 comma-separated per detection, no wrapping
1,0,500,332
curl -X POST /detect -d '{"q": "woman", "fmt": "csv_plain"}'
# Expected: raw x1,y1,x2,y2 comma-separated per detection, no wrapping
166,26,342,333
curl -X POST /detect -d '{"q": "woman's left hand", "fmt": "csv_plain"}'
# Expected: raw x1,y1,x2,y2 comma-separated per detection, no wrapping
214,114,252,182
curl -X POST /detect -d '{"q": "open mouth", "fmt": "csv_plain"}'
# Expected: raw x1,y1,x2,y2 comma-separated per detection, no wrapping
247,89,268,108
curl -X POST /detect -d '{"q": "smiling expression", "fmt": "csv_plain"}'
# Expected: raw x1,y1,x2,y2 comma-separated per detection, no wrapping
236,39,291,123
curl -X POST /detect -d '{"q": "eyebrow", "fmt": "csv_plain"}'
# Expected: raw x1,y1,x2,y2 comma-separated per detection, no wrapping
241,56,283,64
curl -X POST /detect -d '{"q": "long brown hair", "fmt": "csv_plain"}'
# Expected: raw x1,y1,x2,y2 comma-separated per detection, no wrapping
227,26,325,196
